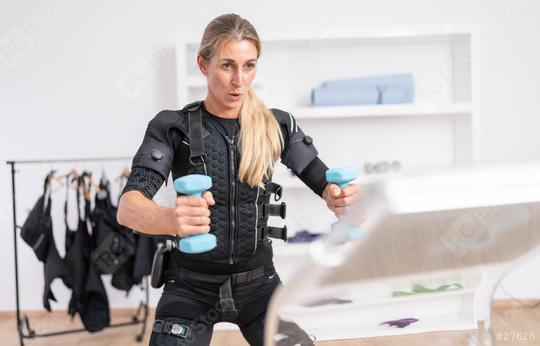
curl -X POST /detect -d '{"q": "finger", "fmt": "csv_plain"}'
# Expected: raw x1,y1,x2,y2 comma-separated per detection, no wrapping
174,206,211,217
330,184,342,198
341,184,360,198
202,191,215,206
331,195,358,208
176,224,210,236
176,195,207,207
178,215,211,226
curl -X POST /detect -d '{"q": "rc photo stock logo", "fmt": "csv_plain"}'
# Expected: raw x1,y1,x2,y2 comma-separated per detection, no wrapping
439,207,498,258
115,56,158,99
0,26,36,69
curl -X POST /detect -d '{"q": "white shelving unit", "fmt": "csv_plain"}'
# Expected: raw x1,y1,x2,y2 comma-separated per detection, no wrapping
176,25,481,189
292,102,473,119
276,266,481,341
175,26,483,337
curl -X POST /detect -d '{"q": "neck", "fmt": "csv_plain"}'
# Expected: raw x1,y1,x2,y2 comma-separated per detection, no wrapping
204,96,240,119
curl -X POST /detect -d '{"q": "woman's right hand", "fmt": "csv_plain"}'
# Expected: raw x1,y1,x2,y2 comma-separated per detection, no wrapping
172,191,215,237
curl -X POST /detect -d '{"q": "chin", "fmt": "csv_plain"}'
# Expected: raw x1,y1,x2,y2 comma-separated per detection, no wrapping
224,97,242,104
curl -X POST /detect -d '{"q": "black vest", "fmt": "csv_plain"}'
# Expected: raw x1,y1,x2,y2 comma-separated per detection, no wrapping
172,101,286,265
131,100,318,266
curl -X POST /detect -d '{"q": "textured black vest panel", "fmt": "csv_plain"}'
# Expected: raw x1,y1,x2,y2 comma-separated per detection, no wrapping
170,106,271,265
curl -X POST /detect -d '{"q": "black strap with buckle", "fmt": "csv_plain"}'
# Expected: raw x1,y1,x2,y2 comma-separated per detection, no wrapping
266,181,283,201
152,319,190,338
186,102,206,166
170,265,267,285
231,265,265,285
218,277,238,321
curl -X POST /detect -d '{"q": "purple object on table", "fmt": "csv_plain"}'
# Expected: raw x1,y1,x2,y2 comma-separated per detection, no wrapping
302,297,352,307
380,318,419,328
287,230,322,243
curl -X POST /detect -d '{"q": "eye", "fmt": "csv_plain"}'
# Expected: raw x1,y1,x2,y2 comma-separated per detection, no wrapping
244,63,255,70
221,63,232,70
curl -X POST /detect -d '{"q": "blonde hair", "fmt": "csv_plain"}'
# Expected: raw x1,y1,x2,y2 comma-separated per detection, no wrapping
198,13,283,188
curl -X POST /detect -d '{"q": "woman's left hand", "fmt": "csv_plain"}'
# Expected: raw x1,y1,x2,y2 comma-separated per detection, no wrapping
322,183,361,219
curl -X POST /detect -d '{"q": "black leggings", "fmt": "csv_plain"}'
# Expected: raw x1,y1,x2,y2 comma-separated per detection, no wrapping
149,266,281,346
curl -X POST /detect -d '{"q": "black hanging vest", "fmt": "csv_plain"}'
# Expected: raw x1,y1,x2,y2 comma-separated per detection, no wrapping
64,173,110,332
20,172,67,311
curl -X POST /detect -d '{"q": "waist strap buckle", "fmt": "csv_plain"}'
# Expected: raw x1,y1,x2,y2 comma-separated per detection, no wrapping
232,271,251,285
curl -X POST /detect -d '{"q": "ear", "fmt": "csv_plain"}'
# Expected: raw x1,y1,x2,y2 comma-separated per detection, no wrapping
197,54,208,76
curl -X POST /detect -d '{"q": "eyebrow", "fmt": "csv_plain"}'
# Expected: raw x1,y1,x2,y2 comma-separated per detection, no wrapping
219,58,257,63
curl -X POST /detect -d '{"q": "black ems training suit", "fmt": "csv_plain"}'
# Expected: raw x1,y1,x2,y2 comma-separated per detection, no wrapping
122,101,328,345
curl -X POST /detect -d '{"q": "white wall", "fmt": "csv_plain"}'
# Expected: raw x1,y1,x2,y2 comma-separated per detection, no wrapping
1,0,539,312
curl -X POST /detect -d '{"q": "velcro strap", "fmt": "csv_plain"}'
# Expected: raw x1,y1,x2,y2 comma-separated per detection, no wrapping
260,225,288,241
265,202,287,219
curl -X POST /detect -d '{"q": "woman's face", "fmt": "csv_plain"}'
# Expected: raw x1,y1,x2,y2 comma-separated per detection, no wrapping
198,39,258,113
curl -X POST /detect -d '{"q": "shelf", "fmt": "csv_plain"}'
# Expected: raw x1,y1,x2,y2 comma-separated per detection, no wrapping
291,103,472,120
300,313,476,341
286,287,476,314
280,285,476,340
180,79,473,119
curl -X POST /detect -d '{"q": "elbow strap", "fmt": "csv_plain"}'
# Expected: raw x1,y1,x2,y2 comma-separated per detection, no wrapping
282,133,318,175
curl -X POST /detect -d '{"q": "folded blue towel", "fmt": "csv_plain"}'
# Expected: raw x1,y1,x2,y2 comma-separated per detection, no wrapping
314,73,414,105
311,85,379,106
321,73,413,89
381,86,413,104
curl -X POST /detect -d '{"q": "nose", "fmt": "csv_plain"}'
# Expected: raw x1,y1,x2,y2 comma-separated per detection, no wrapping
231,69,243,88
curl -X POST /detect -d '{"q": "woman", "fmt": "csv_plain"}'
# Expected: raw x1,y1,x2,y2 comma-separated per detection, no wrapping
117,13,359,346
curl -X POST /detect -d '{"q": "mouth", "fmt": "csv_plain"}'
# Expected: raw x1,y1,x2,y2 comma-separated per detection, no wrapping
228,92,242,101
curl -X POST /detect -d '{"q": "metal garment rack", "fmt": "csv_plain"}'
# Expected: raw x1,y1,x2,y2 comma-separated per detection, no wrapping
6,157,149,346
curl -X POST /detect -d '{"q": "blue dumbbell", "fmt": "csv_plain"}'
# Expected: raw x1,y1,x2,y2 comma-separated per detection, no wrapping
174,174,216,253
326,167,364,240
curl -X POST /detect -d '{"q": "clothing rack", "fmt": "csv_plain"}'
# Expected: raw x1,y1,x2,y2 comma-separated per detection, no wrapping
6,157,149,346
